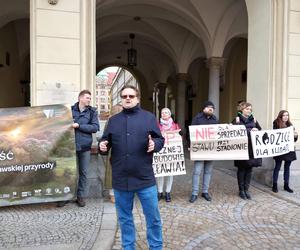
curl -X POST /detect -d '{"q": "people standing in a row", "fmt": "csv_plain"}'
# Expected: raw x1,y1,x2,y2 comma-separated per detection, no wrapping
99,85,164,250
156,108,181,202
189,101,219,203
272,110,298,193
232,102,262,200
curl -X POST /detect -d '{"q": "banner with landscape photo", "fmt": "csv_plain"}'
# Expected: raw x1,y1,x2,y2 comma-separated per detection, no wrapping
0,104,77,207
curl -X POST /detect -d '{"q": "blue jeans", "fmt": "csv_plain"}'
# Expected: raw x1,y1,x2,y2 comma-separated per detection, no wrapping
273,160,291,184
192,161,213,195
76,150,90,198
114,185,163,250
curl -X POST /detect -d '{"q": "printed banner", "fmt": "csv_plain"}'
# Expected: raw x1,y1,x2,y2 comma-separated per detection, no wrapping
0,105,77,207
153,131,186,177
251,126,295,158
189,124,249,161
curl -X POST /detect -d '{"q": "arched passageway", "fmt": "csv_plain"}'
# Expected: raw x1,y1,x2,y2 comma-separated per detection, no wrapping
96,0,248,129
0,0,30,108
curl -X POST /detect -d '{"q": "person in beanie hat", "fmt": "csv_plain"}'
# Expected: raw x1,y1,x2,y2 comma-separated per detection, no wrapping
202,101,215,110
189,101,218,203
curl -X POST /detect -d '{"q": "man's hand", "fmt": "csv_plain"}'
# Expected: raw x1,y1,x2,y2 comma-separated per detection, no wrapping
99,140,109,152
147,135,155,152
72,123,79,129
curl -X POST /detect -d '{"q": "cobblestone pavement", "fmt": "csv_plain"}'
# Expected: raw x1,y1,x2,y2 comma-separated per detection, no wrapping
215,161,300,205
112,159,300,250
0,199,105,250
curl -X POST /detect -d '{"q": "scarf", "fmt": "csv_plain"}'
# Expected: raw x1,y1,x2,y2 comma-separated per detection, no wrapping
160,117,174,131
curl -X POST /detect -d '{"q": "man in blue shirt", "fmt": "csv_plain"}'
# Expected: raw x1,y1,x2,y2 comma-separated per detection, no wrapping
99,85,164,250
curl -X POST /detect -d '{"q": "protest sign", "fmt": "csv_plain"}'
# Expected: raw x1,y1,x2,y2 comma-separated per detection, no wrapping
0,104,77,207
250,126,294,158
153,130,186,177
189,124,249,161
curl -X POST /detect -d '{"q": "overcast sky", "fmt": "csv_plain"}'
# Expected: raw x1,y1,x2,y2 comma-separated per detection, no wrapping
97,66,119,76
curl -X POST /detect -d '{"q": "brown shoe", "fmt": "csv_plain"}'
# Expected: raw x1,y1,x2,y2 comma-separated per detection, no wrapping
76,197,86,207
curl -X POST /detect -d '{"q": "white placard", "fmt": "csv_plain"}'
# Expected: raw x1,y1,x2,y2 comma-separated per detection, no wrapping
189,124,249,161
250,126,294,158
153,131,186,177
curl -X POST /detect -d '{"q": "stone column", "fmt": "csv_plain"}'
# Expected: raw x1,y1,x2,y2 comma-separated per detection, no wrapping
30,0,96,106
176,73,189,132
152,83,159,119
157,82,167,113
206,57,224,118
30,0,101,198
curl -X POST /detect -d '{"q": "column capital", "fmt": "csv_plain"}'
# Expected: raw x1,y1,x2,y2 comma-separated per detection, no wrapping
175,73,190,82
206,57,225,69
156,82,167,88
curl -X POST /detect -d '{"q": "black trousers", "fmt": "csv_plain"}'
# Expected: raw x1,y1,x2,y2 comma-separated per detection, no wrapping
272,160,291,184
237,166,253,191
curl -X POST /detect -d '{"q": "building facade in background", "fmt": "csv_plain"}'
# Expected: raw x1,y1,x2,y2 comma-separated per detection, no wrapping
111,68,139,106
95,71,115,119
0,0,300,185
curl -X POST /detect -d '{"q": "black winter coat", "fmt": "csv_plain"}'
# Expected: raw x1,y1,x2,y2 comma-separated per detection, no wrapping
100,105,164,191
273,121,298,162
191,112,219,126
72,102,99,152
233,114,262,168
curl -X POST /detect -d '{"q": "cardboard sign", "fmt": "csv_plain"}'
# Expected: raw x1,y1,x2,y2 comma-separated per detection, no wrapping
189,124,249,161
153,130,186,177
251,126,295,158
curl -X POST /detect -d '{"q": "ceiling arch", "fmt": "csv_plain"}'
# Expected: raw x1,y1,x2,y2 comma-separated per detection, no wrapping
0,0,29,29
97,0,211,51
96,0,248,86
212,0,248,56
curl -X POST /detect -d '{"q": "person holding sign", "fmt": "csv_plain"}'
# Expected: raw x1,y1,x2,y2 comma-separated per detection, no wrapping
189,101,218,203
99,85,164,250
156,108,181,202
272,110,298,193
232,102,262,200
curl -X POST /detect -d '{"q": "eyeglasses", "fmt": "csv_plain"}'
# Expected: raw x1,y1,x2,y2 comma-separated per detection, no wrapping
121,95,136,99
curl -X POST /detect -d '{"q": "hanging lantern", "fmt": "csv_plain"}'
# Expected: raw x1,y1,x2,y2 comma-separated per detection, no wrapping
127,33,137,67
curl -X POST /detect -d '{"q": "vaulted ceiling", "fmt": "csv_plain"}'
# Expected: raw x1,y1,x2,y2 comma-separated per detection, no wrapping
96,0,248,85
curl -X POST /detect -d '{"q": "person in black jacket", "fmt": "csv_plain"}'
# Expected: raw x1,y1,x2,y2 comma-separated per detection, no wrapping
189,101,219,203
58,90,99,208
232,101,262,200
99,85,164,250
272,110,298,193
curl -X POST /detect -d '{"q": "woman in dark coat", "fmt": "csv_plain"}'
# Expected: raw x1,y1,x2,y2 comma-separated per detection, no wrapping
272,110,298,193
232,102,262,200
